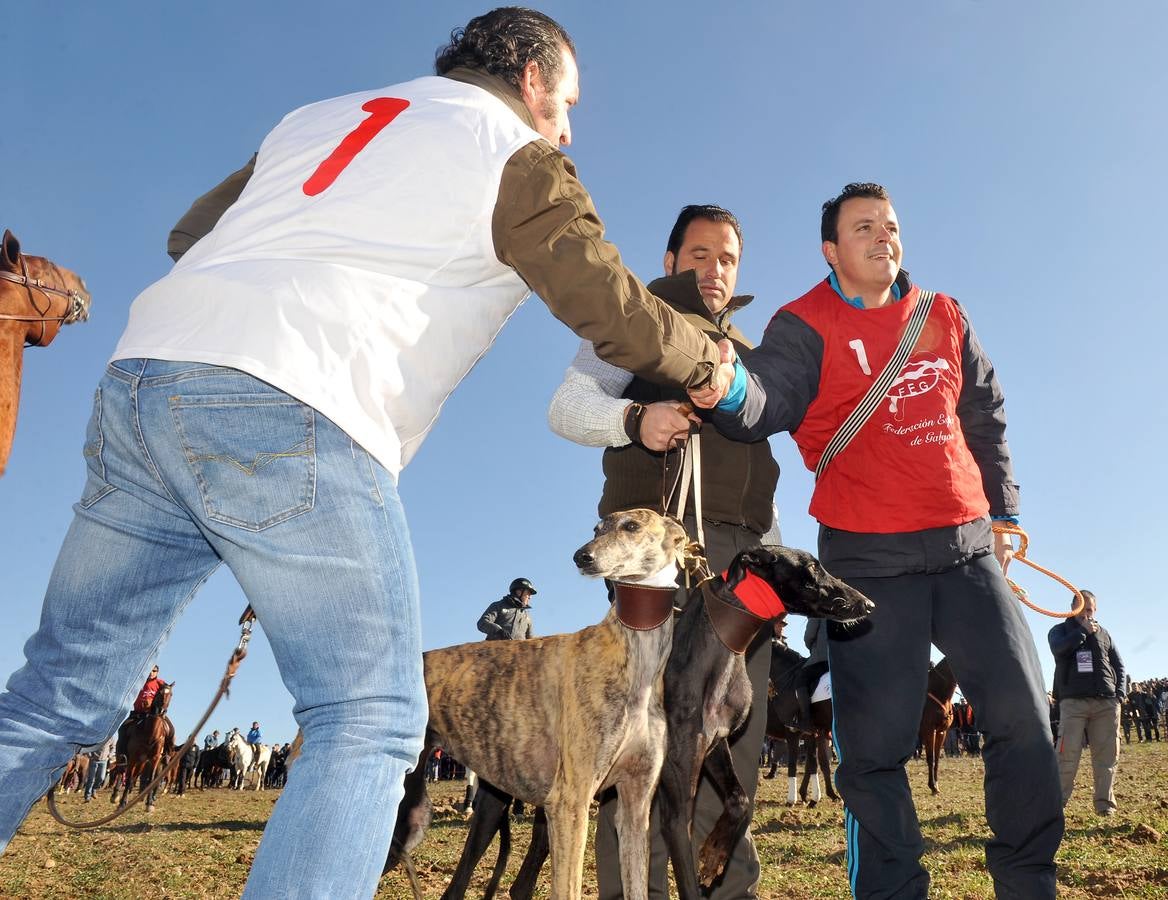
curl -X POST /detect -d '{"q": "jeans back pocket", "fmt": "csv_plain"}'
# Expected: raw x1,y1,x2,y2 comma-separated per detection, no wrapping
169,394,316,531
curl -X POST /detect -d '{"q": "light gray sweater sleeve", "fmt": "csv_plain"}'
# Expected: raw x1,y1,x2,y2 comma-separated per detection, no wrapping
547,340,635,448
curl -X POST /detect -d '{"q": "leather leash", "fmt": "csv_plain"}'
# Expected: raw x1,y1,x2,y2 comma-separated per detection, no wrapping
46,608,256,829
660,408,713,588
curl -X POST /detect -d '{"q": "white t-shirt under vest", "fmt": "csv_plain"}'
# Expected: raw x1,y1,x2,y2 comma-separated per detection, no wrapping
114,76,543,476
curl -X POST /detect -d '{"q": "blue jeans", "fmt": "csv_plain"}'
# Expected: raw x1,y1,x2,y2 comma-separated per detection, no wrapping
82,758,106,800
0,360,427,898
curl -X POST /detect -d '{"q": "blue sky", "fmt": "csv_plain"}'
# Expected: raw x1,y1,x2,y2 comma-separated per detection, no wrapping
3,1,1164,747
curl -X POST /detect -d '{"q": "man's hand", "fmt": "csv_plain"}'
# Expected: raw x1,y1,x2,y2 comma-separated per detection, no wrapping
689,339,737,409
638,401,702,451
993,529,1015,573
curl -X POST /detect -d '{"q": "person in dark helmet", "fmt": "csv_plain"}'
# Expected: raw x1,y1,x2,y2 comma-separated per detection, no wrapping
477,578,537,641
471,576,538,816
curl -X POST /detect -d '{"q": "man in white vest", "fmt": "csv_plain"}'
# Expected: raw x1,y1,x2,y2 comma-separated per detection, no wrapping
0,8,733,898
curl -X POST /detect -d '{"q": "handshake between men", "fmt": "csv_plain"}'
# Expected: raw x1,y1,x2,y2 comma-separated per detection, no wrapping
634,340,737,452
688,338,738,409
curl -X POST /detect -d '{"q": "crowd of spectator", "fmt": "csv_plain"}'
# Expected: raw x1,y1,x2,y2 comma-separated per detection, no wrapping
1122,677,1166,744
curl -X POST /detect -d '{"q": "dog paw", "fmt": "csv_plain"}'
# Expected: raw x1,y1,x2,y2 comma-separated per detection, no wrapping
697,839,731,887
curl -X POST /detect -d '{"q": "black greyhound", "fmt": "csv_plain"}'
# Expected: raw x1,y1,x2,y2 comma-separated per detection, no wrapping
424,544,872,900
657,546,872,899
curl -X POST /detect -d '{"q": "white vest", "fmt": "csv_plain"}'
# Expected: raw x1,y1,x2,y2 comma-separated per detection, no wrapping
114,76,542,475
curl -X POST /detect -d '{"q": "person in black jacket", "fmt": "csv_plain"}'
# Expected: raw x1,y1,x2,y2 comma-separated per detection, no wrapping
1048,589,1125,815
476,578,536,641
1131,681,1161,742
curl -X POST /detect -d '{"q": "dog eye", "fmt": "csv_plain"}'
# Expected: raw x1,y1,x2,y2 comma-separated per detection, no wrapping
622,521,641,532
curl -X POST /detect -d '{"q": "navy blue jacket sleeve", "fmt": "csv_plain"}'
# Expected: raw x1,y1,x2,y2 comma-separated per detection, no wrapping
953,301,1018,517
710,309,823,441
1110,638,1126,698
1048,620,1088,657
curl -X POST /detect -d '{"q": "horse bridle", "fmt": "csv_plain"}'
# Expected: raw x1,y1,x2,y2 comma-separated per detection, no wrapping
0,256,91,344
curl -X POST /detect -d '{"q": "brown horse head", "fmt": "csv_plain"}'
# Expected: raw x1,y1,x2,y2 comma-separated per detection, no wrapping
150,681,174,716
0,229,91,476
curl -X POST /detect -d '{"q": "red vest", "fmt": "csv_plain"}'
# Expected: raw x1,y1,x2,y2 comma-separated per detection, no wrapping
133,677,164,713
785,281,989,533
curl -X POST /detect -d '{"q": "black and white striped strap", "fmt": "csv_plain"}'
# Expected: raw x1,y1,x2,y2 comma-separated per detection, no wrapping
814,290,936,482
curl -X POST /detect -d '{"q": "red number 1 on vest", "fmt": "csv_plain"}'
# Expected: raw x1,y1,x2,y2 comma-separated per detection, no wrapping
302,97,410,196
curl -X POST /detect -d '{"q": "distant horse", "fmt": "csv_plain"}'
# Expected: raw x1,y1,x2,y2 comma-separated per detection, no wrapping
195,743,233,788
919,657,957,795
227,732,272,790
111,682,175,811
765,642,837,806
59,752,90,793
0,229,90,476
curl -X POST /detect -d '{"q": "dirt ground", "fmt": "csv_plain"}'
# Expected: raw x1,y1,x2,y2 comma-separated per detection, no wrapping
2,740,1166,898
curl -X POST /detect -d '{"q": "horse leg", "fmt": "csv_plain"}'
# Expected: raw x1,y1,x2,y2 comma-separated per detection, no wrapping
818,735,838,802
926,733,939,795
802,735,821,806
785,731,799,805
933,731,944,794
143,760,157,812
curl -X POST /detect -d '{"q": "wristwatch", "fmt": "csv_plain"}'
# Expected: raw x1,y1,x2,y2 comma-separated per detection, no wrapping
623,402,647,444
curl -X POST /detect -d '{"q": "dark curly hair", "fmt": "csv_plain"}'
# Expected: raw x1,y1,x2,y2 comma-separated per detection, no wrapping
435,7,575,92
820,182,891,243
665,205,743,259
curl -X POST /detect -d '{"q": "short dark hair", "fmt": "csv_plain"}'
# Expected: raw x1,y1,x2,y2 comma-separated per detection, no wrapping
666,205,744,258
820,182,891,243
435,7,575,92
1076,589,1096,610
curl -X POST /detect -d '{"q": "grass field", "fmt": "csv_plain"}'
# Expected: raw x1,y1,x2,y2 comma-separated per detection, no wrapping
2,740,1166,898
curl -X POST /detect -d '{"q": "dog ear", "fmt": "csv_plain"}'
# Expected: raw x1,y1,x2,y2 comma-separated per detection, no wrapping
663,517,689,555
725,547,778,588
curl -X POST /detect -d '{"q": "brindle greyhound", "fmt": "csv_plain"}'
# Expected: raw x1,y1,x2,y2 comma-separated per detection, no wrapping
657,546,873,899
387,508,697,900
419,540,874,900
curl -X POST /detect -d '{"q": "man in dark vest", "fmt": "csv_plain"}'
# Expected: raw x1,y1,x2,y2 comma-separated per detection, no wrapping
1048,589,1126,815
549,204,779,899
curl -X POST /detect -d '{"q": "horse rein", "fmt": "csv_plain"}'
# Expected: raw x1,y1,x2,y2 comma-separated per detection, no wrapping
46,609,256,830
0,259,91,345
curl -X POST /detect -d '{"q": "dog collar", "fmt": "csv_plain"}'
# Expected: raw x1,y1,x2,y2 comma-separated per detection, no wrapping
612,583,676,631
702,582,769,655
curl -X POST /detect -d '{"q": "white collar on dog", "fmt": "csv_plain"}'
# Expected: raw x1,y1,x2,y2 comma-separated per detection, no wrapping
621,561,679,589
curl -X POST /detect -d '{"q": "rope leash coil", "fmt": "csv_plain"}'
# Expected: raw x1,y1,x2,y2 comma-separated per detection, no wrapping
46,608,256,829
992,523,1084,619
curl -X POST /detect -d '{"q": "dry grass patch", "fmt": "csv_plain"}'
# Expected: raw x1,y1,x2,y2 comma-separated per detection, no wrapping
1,741,1165,898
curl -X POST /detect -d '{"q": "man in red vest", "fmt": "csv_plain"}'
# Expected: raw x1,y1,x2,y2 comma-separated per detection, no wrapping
116,665,173,764
703,183,1063,899
132,666,164,714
